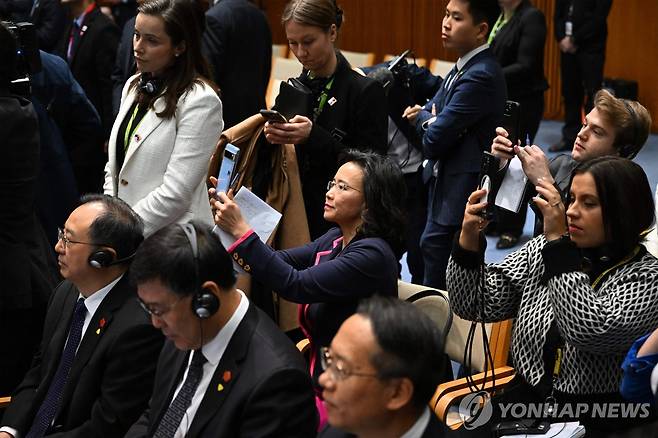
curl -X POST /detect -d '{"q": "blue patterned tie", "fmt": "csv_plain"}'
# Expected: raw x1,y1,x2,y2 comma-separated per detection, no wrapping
153,350,207,438
26,297,86,438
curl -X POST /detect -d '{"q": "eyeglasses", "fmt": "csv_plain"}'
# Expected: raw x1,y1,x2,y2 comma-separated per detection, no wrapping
137,295,185,317
320,347,379,381
327,180,361,193
57,227,96,248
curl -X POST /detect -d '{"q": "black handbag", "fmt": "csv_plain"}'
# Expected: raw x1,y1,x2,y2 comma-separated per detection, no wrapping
274,77,313,120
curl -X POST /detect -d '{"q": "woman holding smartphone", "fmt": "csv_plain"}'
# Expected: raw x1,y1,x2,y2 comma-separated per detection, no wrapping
264,0,387,240
104,0,222,237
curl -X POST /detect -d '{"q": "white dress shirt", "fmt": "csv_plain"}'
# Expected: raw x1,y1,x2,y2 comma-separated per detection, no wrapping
171,290,249,438
400,407,431,438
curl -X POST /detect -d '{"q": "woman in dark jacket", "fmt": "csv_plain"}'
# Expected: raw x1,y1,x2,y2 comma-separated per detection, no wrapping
263,0,387,239
489,0,549,249
211,150,404,428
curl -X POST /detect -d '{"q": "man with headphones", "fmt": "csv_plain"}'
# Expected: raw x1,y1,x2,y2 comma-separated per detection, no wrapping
490,88,652,237
125,222,317,438
0,194,164,438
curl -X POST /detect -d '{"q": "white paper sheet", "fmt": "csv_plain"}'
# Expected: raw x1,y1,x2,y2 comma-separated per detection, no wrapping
212,187,282,272
495,156,528,213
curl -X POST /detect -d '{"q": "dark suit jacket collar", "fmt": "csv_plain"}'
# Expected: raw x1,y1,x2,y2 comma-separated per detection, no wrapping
150,303,260,436
57,274,134,417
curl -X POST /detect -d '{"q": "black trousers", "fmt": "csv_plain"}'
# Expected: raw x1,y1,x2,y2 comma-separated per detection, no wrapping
560,50,605,146
403,169,427,284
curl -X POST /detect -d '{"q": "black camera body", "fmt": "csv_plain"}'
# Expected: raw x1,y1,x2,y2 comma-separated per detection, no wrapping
2,21,42,96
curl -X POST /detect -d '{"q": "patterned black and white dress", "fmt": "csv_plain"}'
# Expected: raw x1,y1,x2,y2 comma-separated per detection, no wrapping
447,235,658,395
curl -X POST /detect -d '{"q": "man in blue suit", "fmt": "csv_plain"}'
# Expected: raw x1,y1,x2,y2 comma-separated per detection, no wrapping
404,0,505,289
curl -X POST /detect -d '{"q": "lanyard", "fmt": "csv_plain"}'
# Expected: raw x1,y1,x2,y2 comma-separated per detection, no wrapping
123,104,143,153
487,13,509,44
550,245,641,381
313,76,335,121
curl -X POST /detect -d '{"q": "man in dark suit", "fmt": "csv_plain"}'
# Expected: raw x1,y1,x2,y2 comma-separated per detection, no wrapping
403,0,505,289
202,0,272,129
318,296,452,437
126,222,317,437
111,14,135,118
0,194,164,438
56,0,119,194
550,0,612,152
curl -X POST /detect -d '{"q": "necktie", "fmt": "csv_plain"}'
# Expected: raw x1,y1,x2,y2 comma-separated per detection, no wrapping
26,298,87,438
67,21,81,63
153,350,207,438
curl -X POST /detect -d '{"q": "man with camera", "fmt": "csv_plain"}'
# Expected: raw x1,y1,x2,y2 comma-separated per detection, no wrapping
0,21,59,396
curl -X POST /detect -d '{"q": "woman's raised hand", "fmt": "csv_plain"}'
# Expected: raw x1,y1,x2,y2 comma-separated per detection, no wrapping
459,188,490,252
263,115,313,145
533,177,567,242
208,177,251,239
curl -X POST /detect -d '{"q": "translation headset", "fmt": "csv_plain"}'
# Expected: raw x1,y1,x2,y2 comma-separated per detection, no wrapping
138,72,163,96
88,248,136,269
333,0,343,28
618,99,641,159
179,223,220,319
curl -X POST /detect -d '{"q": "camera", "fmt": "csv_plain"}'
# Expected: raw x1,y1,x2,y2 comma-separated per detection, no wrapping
1,21,42,96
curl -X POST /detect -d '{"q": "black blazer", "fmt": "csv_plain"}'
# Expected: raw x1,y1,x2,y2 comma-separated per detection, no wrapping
554,0,612,53
56,6,119,137
490,0,548,100
1,275,164,437
202,0,272,129
0,89,56,312
318,411,452,437
111,15,136,119
125,302,318,437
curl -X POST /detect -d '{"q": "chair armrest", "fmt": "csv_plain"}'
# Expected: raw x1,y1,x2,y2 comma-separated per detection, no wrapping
0,396,11,408
430,366,515,428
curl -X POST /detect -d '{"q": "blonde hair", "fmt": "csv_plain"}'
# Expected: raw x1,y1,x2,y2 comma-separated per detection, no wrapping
594,89,652,158
281,0,343,31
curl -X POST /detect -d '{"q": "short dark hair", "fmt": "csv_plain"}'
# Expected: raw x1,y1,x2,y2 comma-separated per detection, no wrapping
461,0,500,34
0,22,17,85
571,157,654,257
80,194,144,262
357,296,446,410
339,150,407,259
130,221,236,296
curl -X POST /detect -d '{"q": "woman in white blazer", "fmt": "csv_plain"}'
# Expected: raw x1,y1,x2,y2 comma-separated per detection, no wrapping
104,0,223,236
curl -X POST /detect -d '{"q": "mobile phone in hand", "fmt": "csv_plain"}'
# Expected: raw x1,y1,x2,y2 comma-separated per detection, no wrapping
216,143,240,195
503,100,521,146
259,109,288,123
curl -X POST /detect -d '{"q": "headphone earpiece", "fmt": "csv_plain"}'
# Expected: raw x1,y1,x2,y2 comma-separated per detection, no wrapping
179,223,220,319
88,249,115,269
139,72,161,96
619,99,641,159
192,289,220,319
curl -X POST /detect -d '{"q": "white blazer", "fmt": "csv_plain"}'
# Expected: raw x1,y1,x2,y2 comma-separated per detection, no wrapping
104,75,223,236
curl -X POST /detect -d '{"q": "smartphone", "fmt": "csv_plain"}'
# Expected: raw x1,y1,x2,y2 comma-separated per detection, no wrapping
216,143,240,194
477,151,500,220
259,109,288,123
502,100,521,146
